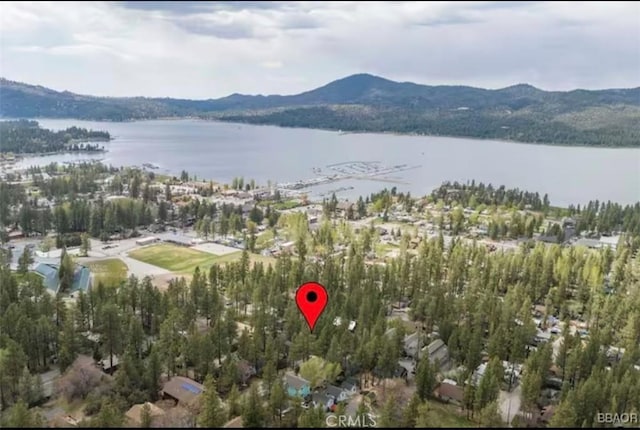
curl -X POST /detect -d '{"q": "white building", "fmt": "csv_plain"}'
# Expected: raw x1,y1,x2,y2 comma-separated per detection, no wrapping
599,235,621,251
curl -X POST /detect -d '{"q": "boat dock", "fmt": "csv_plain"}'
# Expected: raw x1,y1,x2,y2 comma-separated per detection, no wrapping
276,161,420,191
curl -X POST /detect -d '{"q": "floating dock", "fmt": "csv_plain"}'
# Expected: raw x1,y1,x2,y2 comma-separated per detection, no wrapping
277,161,420,191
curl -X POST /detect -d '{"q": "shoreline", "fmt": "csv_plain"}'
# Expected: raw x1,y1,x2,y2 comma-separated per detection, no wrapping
23,116,640,150
0,149,108,170
209,119,640,150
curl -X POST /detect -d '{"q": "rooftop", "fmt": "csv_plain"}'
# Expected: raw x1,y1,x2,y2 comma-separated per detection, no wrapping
285,373,310,391
33,263,92,295
162,376,205,404
125,402,165,425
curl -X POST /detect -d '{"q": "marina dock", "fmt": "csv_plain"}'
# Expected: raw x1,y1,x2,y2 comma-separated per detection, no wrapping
276,161,420,191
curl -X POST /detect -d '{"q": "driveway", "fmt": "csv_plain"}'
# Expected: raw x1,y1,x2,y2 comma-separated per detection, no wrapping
498,384,522,425
345,394,363,417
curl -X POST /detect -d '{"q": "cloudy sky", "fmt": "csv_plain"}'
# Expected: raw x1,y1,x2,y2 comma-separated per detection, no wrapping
1,1,638,98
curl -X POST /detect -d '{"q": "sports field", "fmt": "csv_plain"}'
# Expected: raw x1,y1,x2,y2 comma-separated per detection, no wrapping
129,244,225,274
128,243,277,274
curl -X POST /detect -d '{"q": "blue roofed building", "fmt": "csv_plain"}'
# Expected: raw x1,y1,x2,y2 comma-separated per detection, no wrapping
33,263,92,297
285,373,311,398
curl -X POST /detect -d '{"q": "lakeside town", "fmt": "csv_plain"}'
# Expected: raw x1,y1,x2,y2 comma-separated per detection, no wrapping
1,157,637,428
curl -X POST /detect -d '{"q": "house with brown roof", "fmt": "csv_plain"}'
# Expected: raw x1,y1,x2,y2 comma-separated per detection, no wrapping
162,376,205,406
434,380,464,406
125,402,165,427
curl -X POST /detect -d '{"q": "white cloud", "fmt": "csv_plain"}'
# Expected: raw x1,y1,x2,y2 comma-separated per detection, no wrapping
261,60,284,69
0,1,638,98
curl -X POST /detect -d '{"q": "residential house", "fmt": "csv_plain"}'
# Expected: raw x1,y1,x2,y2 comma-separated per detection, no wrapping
312,392,335,412
471,363,487,387
336,201,354,217
99,355,120,374
285,373,311,398
281,241,296,253
325,385,349,403
162,376,205,406
425,339,451,370
237,360,257,385
434,381,464,406
340,378,359,396
393,365,409,379
599,235,620,251
125,402,165,427
7,228,24,240
33,263,92,297
403,332,422,359
574,238,601,249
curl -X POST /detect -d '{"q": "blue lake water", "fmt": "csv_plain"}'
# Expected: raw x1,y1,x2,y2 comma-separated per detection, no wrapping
12,119,640,207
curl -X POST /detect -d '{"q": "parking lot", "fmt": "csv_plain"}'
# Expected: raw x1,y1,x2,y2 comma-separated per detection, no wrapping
192,242,239,256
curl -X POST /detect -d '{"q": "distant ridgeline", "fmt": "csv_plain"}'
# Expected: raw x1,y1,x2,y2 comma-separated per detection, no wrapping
0,120,110,154
2,75,639,147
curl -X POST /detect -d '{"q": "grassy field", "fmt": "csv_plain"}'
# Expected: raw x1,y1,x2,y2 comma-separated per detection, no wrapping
272,200,301,210
86,258,128,286
129,244,221,274
128,244,277,274
255,229,275,250
423,401,475,427
375,242,398,255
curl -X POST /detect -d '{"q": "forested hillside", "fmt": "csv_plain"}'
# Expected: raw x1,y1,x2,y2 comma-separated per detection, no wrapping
0,120,110,154
2,75,638,147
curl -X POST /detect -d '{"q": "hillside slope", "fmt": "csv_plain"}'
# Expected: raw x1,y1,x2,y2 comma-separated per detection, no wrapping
1,74,638,146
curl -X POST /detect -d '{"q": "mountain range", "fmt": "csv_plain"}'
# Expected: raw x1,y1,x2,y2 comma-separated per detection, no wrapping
1,74,639,147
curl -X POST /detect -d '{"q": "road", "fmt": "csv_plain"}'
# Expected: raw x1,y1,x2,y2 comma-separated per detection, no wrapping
498,384,522,425
40,368,61,398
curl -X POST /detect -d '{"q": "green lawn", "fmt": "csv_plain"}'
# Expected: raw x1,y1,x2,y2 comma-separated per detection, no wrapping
375,242,398,255
86,259,128,287
128,244,278,274
255,229,275,250
129,244,223,274
272,200,301,210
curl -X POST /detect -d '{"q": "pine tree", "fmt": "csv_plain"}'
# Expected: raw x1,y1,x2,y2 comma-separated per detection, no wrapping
242,383,265,428
298,406,325,428
416,358,436,400
478,401,504,427
140,403,152,428
1,400,44,428
269,381,287,425
402,393,421,428
198,374,227,428
227,384,242,418
17,247,33,274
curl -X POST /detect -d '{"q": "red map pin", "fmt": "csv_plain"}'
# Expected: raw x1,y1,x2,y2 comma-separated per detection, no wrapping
296,282,328,332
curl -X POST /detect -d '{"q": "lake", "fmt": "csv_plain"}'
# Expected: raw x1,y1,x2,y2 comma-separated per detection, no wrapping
12,119,640,207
